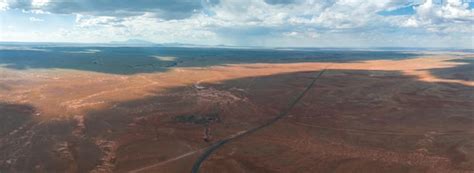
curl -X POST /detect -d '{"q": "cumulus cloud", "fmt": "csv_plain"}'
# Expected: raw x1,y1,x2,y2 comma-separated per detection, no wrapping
264,0,298,5
6,0,219,19
1,0,473,47
28,16,43,21
395,0,473,33
283,30,319,38
0,0,8,11
64,13,218,44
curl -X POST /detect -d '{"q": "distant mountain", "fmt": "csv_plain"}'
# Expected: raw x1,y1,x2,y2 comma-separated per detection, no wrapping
109,39,156,45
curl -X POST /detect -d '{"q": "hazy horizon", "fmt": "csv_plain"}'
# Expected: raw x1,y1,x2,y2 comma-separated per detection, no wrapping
1,40,473,51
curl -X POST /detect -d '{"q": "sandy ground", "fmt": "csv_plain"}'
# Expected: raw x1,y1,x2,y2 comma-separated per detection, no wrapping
0,53,473,172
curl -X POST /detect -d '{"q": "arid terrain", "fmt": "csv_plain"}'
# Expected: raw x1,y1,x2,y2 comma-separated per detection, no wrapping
0,47,473,173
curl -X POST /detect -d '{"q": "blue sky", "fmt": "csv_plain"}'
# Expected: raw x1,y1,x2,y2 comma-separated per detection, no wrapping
0,0,473,48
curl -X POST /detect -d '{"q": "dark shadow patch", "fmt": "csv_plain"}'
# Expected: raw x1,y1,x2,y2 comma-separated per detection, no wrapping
0,103,103,173
74,69,474,172
430,58,474,81
174,112,221,125
0,46,421,75
0,84,11,91
4,68,473,172
0,102,35,137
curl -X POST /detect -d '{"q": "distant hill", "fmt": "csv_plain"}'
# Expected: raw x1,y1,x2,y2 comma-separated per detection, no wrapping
109,39,156,45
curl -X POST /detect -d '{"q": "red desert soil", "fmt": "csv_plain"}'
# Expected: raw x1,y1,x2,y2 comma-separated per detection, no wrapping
0,53,473,173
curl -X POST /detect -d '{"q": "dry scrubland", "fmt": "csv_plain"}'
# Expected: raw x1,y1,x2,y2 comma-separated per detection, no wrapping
0,52,473,173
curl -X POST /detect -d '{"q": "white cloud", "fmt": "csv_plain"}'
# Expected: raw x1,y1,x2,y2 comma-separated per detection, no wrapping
1,0,473,48
397,0,473,33
29,17,44,22
284,31,299,37
283,30,319,39
31,0,49,8
68,13,219,44
75,15,123,27
6,0,215,20
402,18,420,27
0,0,8,11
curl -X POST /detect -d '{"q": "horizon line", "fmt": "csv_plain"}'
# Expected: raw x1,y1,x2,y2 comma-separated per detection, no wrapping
0,41,473,51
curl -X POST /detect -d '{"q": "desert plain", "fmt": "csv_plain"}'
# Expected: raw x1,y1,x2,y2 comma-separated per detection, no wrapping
0,47,473,173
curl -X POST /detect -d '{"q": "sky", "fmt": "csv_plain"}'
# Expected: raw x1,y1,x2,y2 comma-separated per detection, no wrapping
0,0,473,48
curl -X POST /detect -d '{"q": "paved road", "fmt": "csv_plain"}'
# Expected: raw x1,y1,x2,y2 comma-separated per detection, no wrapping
190,69,328,173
